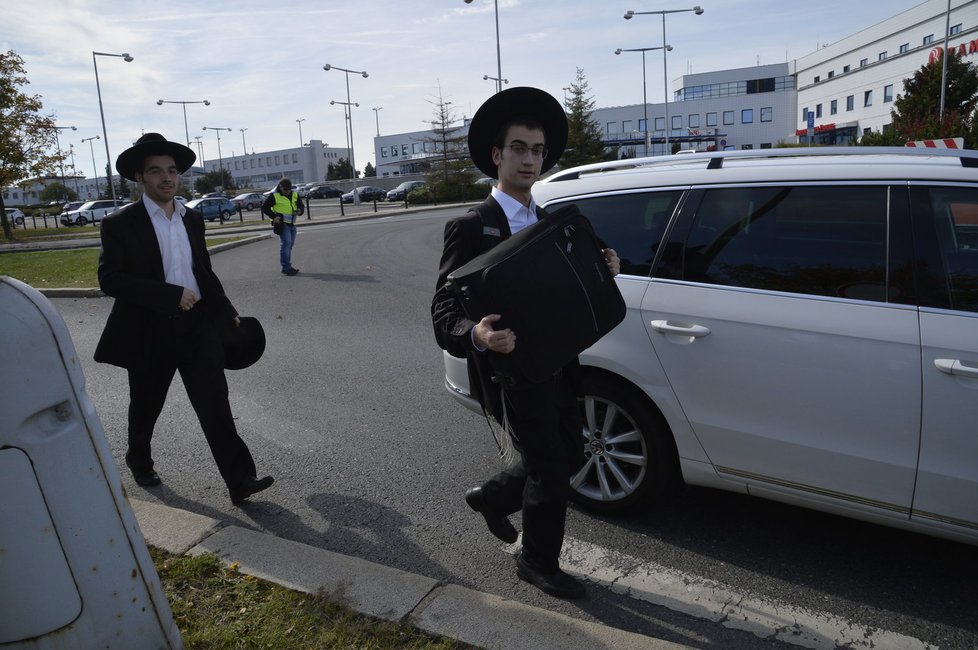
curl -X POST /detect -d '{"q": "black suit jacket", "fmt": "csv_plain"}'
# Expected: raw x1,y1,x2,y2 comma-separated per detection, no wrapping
94,199,237,369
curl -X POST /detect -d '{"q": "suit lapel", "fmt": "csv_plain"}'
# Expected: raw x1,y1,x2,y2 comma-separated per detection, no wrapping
128,201,165,280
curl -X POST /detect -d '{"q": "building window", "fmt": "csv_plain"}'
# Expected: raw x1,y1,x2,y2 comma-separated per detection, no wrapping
860,58,868,67
878,51,887,61
655,117,665,131
847,95,854,111
606,122,618,134
899,43,909,53
742,109,753,123
816,104,823,118
828,70,834,78
741,144,753,150
401,144,409,156
622,120,633,133
830,99,838,115
814,75,820,83
951,23,962,36
723,110,734,125
672,115,682,130
706,112,717,127
760,107,772,122
924,34,934,45
802,107,809,121
864,90,873,107
884,84,894,102
688,114,700,128
760,142,772,149
843,64,851,73
638,118,648,132
380,147,387,158
274,156,280,165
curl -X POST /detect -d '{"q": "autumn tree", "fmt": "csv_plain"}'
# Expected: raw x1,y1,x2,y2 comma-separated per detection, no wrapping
861,49,978,146
560,67,608,169
0,50,65,239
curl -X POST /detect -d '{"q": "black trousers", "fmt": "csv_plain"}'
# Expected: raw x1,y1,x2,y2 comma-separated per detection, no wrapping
479,374,582,573
125,306,257,490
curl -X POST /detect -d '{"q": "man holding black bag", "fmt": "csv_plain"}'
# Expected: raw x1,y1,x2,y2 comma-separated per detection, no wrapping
431,87,620,599
262,178,304,276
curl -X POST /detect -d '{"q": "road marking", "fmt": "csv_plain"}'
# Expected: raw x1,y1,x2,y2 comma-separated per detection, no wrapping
503,535,933,650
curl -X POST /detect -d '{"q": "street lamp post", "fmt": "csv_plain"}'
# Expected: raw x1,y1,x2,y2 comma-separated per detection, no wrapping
464,0,503,93
156,99,210,147
615,45,672,157
68,144,80,196
371,107,383,137
202,127,232,187
483,74,509,89
93,51,134,204
323,64,368,203
49,125,77,202
81,135,101,199
624,6,703,152
240,128,248,154
330,100,358,200
296,118,305,147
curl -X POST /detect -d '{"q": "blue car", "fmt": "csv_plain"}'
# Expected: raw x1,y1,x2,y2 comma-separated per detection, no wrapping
185,197,236,222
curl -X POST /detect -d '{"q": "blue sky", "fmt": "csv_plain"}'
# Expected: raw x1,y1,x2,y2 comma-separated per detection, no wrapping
3,0,922,178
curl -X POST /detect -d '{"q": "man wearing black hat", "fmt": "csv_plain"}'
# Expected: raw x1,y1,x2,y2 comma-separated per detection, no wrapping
431,88,619,599
95,133,274,505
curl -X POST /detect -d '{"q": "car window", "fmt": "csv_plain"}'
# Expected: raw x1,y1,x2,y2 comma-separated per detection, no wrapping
926,185,978,312
675,185,889,300
549,190,681,276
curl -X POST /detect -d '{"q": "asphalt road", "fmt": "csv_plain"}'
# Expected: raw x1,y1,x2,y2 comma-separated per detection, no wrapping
49,209,978,649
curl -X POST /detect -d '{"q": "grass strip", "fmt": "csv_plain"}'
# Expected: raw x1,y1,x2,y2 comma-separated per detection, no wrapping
152,549,466,650
0,236,255,288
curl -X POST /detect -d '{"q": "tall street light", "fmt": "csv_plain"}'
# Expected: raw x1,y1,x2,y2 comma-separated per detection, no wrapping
240,128,249,154
93,51,133,204
296,118,305,147
67,144,81,196
49,125,77,202
202,127,232,186
625,6,703,152
464,0,503,93
330,99,358,200
81,135,101,198
615,45,672,157
371,106,383,137
323,63,368,202
483,74,508,89
156,99,210,147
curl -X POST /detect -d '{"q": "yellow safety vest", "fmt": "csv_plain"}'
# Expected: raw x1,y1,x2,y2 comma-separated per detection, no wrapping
272,192,299,224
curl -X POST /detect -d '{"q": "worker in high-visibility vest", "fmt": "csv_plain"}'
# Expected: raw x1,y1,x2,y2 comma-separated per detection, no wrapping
261,178,305,276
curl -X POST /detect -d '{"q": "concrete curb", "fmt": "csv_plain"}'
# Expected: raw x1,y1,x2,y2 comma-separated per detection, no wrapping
130,499,688,650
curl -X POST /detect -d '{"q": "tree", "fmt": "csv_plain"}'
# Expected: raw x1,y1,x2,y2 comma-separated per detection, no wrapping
363,161,376,177
39,182,77,203
194,168,235,194
860,49,978,147
560,68,608,169
0,50,65,239
420,86,475,201
328,158,354,180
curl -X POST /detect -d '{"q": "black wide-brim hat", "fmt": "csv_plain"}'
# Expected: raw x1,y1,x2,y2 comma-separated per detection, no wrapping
467,86,568,179
220,316,266,370
116,132,196,181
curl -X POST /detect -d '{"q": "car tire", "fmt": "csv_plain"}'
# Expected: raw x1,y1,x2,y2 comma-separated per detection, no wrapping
220,210,232,222
14,216,24,226
246,202,254,211
569,373,679,513
76,216,88,227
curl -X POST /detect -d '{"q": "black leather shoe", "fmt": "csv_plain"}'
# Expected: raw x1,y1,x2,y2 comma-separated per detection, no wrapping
465,487,518,544
516,553,586,600
283,267,299,276
130,468,161,487
230,475,275,505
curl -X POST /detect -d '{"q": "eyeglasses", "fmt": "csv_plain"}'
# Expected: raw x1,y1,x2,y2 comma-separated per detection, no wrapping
504,143,548,159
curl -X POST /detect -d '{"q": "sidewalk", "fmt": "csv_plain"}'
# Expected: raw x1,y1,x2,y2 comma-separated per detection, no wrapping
131,498,687,650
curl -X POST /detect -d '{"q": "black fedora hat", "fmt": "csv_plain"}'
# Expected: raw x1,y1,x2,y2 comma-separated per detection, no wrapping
467,86,568,179
116,133,196,182
220,316,266,370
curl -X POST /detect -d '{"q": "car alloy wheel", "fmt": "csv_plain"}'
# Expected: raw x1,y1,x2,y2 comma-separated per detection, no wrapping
221,210,232,222
569,374,678,512
76,216,88,227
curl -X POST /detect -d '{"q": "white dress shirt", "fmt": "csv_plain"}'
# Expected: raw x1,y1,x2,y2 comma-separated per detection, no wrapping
143,194,202,300
491,186,538,234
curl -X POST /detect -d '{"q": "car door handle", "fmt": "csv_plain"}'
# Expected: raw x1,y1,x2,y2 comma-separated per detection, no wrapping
934,359,978,378
650,320,711,337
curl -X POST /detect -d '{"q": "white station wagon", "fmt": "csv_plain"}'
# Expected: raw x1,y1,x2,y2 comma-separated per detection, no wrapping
443,147,978,547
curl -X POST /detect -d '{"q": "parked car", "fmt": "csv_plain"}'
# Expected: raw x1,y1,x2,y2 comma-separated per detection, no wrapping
201,191,233,199
443,147,978,547
4,207,25,226
230,192,265,211
386,180,427,202
306,184,344,199
185,197,235,222
341,186,386,204
60,200,124,226
59,201,86,214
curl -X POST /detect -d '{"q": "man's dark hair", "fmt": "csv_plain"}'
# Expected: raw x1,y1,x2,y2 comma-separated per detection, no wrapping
278,178,293,191
492,116,546,149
